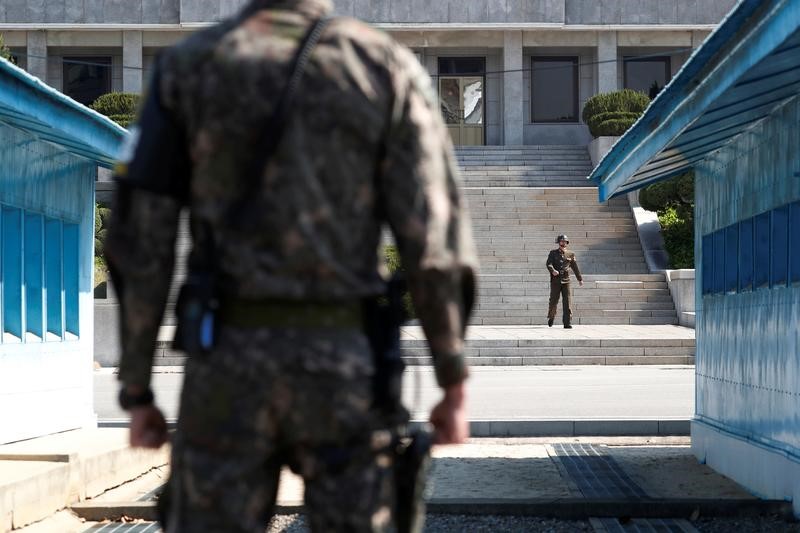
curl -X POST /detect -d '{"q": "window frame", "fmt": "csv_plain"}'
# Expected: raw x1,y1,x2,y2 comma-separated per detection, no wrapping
531,56,580,124
62,55,112,106
623,56,671,98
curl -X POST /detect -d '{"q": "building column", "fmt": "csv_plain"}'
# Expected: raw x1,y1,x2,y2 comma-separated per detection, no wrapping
122,31,143,94
597,31,618,95
26,31,47,83
503,31,523,146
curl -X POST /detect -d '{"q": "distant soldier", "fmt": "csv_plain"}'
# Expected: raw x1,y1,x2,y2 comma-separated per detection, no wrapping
546,234,583,328
104,0,478,531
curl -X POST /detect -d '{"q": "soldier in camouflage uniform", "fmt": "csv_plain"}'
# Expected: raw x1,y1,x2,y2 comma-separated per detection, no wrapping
104,0,478,531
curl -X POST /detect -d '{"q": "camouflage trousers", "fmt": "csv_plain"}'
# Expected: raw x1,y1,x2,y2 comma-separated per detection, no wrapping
165,325,396,533
547,281,573,325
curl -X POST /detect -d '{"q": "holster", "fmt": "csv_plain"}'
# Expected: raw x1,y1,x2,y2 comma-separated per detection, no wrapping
172,271,218,355
363,276,408,416
393,429,433,533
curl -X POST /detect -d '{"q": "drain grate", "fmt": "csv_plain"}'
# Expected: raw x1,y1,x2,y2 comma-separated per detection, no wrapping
551,443,649,499
592,517,698,532
83,523,162,533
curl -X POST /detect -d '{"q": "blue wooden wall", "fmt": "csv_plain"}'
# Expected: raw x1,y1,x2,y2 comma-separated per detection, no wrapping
695,94,800,456
0,122,94,344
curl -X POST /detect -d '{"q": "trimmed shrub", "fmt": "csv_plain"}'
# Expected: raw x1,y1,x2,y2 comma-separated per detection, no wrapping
0,34,15,64
582,89,650,138
639,172,694,220
640,172,695,269
90,92,141,127
590,117,639,137
658,207,694,269
383,244,415,319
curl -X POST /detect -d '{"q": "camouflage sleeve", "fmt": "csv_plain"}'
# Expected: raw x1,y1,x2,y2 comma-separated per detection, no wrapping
106,189,181,389
105,60,187,389
379,48,478,389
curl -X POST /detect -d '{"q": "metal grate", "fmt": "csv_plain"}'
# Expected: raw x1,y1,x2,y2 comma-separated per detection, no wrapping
83,523,162,533
551,443,650,499
593,517,698,532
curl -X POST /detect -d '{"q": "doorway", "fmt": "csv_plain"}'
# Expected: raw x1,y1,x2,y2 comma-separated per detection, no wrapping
438,57,485,146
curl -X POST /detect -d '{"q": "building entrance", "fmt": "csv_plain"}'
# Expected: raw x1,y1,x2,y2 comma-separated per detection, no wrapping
438,57,485,146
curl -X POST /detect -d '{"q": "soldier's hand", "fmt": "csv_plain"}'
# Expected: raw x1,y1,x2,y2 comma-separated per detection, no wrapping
551,271,559,277
430,382,469,445
579,280,584,287
129,405,168,449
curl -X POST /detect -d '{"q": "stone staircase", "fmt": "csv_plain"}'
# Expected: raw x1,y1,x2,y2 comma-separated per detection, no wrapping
465,186,678,326
457,145,594,187
97,146,693,368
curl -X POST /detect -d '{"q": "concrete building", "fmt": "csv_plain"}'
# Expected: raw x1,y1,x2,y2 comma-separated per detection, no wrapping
0,57,124,444
590,0,800,516
0,0,736,147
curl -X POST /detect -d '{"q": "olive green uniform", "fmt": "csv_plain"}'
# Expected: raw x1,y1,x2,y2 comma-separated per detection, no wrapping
104,1,478,531
546,248,582,326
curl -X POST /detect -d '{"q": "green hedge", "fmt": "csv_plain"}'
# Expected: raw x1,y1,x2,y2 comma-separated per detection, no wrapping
589,117,639,137
582,90,650,138
658,207,694,269
0,35,15,64
90,93,141,127
383,244,415,318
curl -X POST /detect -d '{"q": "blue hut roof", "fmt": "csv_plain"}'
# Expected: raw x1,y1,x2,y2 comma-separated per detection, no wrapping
589,0,800,201
0,57,126,168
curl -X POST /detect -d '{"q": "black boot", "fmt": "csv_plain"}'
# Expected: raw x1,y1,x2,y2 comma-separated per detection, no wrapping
564,323,572,329
548,318,554,327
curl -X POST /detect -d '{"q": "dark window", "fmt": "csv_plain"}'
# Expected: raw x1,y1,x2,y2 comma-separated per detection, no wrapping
738,218,754,292
532,57,578,123
725,225,738,293
624,56,671,99
713,230,725,294
702,234,713,295
438,57,485,76
63,56,111,106
771,205,789,287
754,212,770,289
791,201,800,284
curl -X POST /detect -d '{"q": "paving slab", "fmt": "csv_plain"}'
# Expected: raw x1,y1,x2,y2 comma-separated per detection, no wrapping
0,429,168,532
66,439,794,525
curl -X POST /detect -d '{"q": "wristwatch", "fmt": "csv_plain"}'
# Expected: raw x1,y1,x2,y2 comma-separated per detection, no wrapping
118,386,155,411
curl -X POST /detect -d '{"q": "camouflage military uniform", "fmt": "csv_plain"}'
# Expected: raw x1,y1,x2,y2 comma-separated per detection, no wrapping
105,0,478,531
546,248,582,326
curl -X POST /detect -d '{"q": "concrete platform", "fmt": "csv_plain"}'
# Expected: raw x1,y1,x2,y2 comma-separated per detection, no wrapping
63,438,794,529
0,429,168,532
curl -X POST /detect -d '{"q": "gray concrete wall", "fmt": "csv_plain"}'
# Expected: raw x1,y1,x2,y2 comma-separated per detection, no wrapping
2,0,737,25
1,0,180,24
564,0,737,25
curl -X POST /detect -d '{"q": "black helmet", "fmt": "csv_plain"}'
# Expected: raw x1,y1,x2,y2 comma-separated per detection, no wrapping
556,234,569,244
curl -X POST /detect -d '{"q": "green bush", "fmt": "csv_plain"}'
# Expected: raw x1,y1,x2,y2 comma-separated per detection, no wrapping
90,93,140,127
94,204,111,261
640,172,695,269
107,114,135,128
589,117,639,137
639,172,694,221
658,207,694,269
582,89,650,138
383,244,415,319
0,34,15,64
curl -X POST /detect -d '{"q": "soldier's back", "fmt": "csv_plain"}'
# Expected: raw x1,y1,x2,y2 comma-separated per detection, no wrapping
157,0,427,301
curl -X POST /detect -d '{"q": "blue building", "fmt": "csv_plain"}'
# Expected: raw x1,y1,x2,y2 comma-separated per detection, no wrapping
0,57,124,444
590,0,800,515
